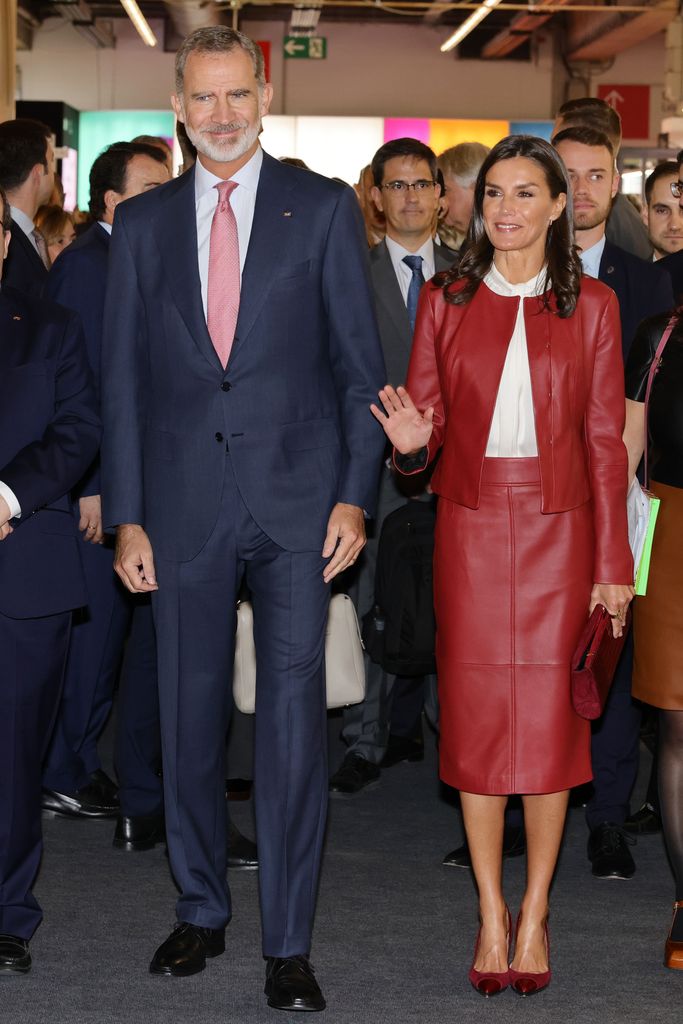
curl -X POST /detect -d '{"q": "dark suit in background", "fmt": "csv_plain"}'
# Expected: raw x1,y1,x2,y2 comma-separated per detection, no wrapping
43,223,161,817
339,238,454,765
101,153,386,953
2,218,47,298
587,242,674,833
660,248,683,304
0,286,100,939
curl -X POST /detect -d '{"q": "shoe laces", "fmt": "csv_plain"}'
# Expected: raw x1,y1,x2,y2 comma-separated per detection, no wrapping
595,825,635,855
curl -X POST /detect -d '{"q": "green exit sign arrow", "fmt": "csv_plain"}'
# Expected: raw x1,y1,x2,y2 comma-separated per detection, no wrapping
284,36,327,59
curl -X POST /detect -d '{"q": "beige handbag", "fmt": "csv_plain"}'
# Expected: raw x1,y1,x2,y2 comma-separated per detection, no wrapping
232,593,366,714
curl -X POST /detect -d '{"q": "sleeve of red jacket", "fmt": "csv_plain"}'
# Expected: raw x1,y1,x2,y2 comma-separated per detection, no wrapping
585,289,634,584
393,284,446,476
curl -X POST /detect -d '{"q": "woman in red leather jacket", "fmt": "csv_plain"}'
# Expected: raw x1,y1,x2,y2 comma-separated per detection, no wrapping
372,136,633,997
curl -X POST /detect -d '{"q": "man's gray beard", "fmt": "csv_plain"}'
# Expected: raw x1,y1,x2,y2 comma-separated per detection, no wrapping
185,119,260,165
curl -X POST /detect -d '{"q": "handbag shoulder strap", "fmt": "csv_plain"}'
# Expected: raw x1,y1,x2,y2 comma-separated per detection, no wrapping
643,314,678,487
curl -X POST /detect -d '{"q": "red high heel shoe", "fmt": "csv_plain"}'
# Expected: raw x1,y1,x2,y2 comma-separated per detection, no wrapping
468,906,512,997
509,914,551,996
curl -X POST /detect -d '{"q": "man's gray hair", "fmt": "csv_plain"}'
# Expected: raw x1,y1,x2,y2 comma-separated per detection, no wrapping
438,142,490,189
175,27,266,95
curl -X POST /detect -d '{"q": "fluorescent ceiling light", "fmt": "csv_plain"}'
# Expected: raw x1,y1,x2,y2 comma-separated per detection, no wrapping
119,0,158,47
441,0,503,53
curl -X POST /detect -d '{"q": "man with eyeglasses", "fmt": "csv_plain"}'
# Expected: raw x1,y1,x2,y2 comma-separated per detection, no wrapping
659,150,683,302
641,161,683,261
329,138,456,795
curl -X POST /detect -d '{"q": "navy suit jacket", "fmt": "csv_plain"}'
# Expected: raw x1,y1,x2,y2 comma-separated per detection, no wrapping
101,152,387,562
598,240,674,358
44,222,110,497
660,248,683,305
3,218,48,298
0,286,101,617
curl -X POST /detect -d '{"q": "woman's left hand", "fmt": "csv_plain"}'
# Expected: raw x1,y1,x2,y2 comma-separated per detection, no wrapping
590,583,635,639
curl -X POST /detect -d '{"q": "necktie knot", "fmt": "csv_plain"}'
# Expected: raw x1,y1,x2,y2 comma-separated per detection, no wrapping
215,179,238,209
402,254,423,275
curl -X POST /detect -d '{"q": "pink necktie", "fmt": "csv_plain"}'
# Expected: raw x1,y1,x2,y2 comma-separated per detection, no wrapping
207,180,240,368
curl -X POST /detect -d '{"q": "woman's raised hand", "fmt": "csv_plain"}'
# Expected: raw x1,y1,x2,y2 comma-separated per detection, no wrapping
370,385,434,455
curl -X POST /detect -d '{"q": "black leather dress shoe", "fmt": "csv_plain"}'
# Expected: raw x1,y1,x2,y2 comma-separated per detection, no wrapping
443,824,526,868
90,768,119,802
42,776,119,819
623,802,662,835
113,812,165,851
588,822,636,879
329,754,380,795
149,922,225,976
0,935,31,974
381,734,424,769
228,822,258,870
264,955,325,1011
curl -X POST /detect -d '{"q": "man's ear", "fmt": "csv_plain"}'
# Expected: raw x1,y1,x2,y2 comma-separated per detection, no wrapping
171,94,184,123
611,169,620,200
371,185,384,214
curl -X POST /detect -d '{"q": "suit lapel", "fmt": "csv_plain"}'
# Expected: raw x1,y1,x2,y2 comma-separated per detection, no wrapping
11,219,45,274
156,167,221,371
372,240,412,349
434,241,457,274
228,153,298,365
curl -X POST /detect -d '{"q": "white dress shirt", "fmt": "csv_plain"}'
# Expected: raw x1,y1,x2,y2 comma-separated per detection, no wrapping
579,234,606,279
98,220,112,235
195,147,263,319
384,234,437,304
484,262,547,458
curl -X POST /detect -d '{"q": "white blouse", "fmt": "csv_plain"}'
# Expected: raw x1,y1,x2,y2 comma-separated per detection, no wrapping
483,262,547,458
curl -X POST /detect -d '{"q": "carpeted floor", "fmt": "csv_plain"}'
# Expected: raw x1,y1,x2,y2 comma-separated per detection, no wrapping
1,724,679,1023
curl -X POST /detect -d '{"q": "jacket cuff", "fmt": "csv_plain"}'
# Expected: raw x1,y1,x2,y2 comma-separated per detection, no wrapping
393,447,429,475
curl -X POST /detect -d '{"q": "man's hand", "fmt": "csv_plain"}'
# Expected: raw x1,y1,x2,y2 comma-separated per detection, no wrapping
78,494,104,544
322,503,366,584
115,524,158,593
0,496,13,541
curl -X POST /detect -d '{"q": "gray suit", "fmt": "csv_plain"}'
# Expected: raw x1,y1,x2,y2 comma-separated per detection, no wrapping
340,239,456,763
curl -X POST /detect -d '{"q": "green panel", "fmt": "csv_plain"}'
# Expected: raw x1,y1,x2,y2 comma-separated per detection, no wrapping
77,110,175,212
283,37,327,59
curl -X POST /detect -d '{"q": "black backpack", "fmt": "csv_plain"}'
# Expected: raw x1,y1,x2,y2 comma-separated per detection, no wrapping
362,499,436,676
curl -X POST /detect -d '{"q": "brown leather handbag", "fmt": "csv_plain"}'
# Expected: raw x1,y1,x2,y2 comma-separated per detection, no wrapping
571,604,632,720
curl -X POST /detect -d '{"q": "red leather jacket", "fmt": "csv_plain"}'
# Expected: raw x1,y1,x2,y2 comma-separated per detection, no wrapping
401,275,633,584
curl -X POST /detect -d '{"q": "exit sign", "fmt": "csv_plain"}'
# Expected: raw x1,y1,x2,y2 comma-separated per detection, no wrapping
284,37,327,59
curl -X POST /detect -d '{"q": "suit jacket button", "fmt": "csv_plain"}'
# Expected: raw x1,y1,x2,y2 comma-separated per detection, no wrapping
221,381,231,391
215,432,224,443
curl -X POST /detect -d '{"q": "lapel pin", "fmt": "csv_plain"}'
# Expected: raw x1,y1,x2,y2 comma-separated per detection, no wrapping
12,315,21,320
607,265,614,274
283,211,292,217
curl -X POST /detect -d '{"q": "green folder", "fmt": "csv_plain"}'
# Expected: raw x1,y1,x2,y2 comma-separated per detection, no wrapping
634,493,660,596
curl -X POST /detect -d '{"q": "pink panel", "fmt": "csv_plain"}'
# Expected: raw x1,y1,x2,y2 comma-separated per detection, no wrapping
383,118,430,144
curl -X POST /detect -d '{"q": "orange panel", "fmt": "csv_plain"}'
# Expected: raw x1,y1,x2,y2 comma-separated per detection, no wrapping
430,119,510,155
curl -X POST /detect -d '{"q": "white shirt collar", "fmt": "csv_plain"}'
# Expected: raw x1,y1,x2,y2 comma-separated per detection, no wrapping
10,207,35,238
384,234,436,278
579,234,606,279
98,220,113,235
194,147,263,204
484,260,548,298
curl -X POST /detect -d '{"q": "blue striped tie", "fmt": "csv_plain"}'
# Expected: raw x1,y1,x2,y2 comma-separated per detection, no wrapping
402,254,425,333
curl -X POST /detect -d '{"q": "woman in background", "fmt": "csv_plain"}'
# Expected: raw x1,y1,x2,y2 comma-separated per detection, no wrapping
35,205,75,266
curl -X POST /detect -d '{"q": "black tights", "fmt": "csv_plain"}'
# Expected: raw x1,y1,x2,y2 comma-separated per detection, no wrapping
659,709,683,939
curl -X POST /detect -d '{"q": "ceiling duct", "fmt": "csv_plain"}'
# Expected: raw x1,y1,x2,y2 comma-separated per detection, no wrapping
162,0,222,38
566,0,676,61
50,0,115,46
482,0,574,59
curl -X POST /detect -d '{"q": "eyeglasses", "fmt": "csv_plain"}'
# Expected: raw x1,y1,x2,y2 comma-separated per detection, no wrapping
381,180,438,193
670,180,683,199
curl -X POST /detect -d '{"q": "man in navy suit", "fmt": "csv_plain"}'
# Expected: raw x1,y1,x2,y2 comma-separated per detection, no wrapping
0,119,54,296
554,126,674,881
42,142,170,828
0,186,100,974
660,149,683,302
101,27,385,1009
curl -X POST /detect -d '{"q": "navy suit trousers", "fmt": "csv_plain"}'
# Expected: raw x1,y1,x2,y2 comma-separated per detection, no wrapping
152,456,329,956
0,610,71,938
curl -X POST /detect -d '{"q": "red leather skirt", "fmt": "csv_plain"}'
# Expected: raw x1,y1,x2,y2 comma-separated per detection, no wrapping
434,458,593,795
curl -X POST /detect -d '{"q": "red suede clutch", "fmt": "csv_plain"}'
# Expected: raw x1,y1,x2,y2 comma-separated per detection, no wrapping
571,605,632,720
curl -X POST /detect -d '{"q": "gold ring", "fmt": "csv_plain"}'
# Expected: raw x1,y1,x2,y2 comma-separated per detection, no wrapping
616,608,624,621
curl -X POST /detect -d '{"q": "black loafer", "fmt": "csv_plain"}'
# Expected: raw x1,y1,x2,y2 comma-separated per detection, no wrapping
264,955,325,1011
381,734,424,769
113,813,165,851
42,778,119,819
228,822,258,870
0,935,31,974
623,802,662,835
443,824,526,868
587,822,636,879
329,755,380,795
149,922,226,976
